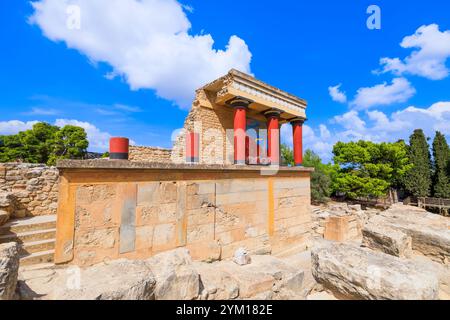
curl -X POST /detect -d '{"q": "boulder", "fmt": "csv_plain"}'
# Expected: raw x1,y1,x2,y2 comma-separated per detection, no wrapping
369,210,450,264
362,223,412,258
146,248,200,300
312,241,439,300
51,259,156,300
194,255,306,300
0,242,20,300
233,247,252,266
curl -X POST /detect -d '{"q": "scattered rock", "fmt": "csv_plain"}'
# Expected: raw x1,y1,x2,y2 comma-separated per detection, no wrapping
147,248,200,300
50,259,156,300
362,223,412,258
233,247,252,266
312,241,439,300
0,242,20,300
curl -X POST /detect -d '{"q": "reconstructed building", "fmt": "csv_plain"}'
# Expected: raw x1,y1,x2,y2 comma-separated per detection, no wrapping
54,70,313,266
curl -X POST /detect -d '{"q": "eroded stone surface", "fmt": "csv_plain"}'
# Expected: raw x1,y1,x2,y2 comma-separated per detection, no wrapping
368,205,450,264
0,242,20,300
312,241,439,300
146,248,200,300
50,259,155,300
362,223,412,258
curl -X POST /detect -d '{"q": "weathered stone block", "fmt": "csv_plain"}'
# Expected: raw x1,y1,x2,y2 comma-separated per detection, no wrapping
312,242,439,300
362,223,412,258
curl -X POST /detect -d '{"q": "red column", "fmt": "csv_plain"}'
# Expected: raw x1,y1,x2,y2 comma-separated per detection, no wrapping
186,132,199,163
291,119,305,166
265,111,281,165
233,106,247,165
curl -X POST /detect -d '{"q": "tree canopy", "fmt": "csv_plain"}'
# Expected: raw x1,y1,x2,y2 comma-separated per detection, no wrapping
0,122,89,165
432,131,450,198
332,140,412,199
403,129,432,197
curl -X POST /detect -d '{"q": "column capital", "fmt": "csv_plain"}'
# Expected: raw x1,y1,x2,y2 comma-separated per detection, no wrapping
290,117,307,125
226,96,253,109
263,108,283,119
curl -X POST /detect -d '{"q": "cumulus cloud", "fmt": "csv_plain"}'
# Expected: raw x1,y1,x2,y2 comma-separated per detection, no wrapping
29,0,252,108
350,78,416,110
281,102,450,162
377,24,450,80
0,120,39,135
328,84,347,103
0,119,112,152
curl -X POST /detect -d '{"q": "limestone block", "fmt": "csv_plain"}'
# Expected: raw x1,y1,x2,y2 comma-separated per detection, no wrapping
146,248,200,300
312,242,439,300
0,242,20,300
323,216,351,242
51,259,156,300
362,223,412,258
369,212,450,264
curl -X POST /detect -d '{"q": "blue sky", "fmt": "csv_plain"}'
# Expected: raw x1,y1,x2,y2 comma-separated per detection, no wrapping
1,0,450,161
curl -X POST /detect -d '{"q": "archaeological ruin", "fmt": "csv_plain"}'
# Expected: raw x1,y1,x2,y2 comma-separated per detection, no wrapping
1,70,449,301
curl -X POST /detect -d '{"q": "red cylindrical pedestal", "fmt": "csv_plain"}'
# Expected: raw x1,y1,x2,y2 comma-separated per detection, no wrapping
110,137,129,160
234,107,247,165
292,120,304,166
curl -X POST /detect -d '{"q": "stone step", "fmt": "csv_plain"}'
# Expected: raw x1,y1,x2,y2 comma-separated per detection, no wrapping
20,239,55,255
0,228,56,244
20,250,54,266
0,215,56,235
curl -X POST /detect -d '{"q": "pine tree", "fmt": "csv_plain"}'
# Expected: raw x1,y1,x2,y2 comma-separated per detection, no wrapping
432,131,450,198
403,129,432,197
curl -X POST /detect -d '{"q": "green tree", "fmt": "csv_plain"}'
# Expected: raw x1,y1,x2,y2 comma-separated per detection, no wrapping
303,150,333,204
332,140,412,199
0,122,89,165
280,144,294,166
432,131,450,198
48,125,89,165
403,129,432,197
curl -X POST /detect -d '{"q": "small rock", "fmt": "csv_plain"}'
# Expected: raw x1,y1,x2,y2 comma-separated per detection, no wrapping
233,247,252,266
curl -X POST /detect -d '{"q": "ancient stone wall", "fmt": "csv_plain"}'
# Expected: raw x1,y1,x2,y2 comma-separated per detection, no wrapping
55,162,312,267
0,163,59,217
129,146,172,163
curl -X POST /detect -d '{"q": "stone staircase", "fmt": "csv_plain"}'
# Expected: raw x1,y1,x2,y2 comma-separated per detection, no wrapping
0,215,56,266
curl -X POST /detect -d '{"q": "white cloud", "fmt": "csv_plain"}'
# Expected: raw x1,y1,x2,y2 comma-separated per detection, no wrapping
351,78,416,110
377,24,450,80
280,102,450,163
54,119,112,151
328,84,347,103
0,120,39,135
29,0,252,108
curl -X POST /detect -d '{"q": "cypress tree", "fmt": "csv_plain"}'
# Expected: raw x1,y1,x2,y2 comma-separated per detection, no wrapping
403,129,432,197
432,131,450,198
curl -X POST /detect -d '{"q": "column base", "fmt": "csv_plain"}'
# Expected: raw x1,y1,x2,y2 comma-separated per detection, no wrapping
295,163,303,167
234,160,246,165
